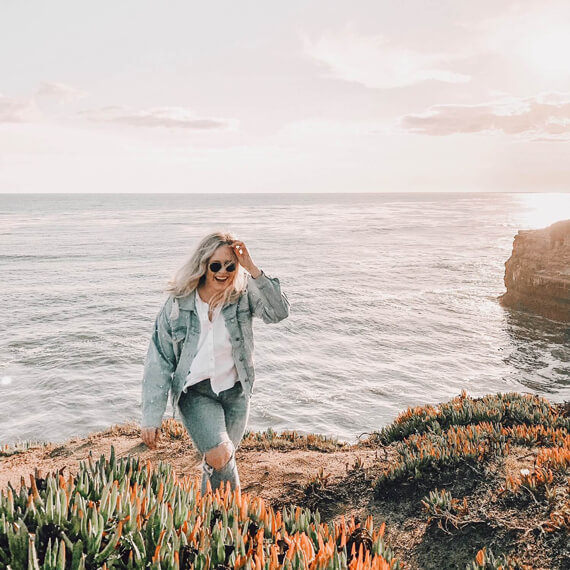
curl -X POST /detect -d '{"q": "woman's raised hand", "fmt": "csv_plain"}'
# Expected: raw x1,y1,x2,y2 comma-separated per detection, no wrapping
232,241,261,278
141,427,160,449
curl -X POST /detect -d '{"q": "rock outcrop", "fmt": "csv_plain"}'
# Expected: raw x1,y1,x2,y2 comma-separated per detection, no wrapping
500,219,570,322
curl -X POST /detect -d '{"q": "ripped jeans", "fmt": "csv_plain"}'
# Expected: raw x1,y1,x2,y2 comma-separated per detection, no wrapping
178,379,250,495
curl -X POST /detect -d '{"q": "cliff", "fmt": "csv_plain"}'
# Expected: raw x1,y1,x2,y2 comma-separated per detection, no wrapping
500,219,570,322
1,394,569,569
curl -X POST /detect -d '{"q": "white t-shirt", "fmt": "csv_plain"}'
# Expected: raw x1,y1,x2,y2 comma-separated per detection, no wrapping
182,293,238,395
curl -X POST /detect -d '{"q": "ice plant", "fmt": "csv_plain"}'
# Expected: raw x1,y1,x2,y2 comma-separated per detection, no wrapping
465,546,531,569
0,441,47,458
376,422,509,490
375,392,567,445
375,393,569,492
0,447,401,569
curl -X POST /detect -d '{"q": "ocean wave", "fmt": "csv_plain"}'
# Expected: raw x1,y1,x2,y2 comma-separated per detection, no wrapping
0,254,87,260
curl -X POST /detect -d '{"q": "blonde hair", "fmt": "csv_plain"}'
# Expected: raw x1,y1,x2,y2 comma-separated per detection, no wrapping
166,231,247,308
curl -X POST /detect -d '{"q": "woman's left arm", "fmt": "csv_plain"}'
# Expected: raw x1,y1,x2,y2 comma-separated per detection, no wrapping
247,272,290,323
232,240,290,324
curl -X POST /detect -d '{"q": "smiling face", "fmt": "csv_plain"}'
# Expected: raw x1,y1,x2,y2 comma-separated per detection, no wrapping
204,244,238,292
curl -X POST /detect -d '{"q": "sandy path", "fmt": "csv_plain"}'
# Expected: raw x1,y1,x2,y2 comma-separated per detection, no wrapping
0,424,381,510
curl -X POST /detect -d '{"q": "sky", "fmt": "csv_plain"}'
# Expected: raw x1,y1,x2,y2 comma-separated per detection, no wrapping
1,0,570,193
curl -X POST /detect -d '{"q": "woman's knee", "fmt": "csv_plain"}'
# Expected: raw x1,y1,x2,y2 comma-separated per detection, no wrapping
204,441,234,470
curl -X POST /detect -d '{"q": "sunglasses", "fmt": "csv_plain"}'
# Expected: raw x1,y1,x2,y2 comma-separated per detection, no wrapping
209,261,236,273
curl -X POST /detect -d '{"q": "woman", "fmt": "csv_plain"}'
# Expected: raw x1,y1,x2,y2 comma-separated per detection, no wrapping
141,231,289,494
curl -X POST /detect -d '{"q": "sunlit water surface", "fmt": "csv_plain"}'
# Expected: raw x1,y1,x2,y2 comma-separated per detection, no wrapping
1,192,569,444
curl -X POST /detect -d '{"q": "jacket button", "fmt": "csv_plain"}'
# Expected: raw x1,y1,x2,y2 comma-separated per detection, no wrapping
235,337,240,341
239,356,244,361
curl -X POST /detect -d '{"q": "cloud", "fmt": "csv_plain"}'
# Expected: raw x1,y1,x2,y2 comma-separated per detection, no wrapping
78,105,233,130
36,81,87,103
400,92,570,139
531,136,570,142
303,27,471,89
0,94,42,122
0,82,85,124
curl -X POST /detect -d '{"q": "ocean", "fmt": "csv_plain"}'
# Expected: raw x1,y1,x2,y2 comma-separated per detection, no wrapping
1,192,569,445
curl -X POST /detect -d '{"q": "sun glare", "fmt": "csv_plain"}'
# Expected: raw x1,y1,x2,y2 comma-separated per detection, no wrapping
517,193,570,229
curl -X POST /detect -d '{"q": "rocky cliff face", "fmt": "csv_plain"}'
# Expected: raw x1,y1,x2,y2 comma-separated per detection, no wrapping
500,219,570,322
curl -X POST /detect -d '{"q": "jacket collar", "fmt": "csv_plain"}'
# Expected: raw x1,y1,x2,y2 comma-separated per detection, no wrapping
177,290,197,312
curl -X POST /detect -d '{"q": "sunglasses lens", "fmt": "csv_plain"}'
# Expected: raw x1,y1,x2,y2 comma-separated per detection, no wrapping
209,261,236,273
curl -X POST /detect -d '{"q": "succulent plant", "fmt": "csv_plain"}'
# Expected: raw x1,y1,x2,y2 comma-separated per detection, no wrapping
375,393,569,495
0,448,401,569
465,546,530,569
0,441,47,458
375,392,567,445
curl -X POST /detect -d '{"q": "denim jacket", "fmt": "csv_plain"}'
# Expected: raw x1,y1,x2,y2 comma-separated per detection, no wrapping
141,272,289,428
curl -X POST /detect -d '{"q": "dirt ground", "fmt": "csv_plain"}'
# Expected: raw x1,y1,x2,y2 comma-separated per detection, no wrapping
0,423,382,501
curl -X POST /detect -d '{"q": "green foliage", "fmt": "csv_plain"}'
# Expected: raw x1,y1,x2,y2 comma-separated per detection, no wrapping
241,428,348,452
375,392,569,493
0,441,47,458
376,422,509,490
465,547,530,569
0,447,400,570
376,392,567,445
421,488,470,530
421,488,454,516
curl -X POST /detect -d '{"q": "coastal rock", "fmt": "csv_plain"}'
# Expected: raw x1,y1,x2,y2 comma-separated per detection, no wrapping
500,219,570,322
